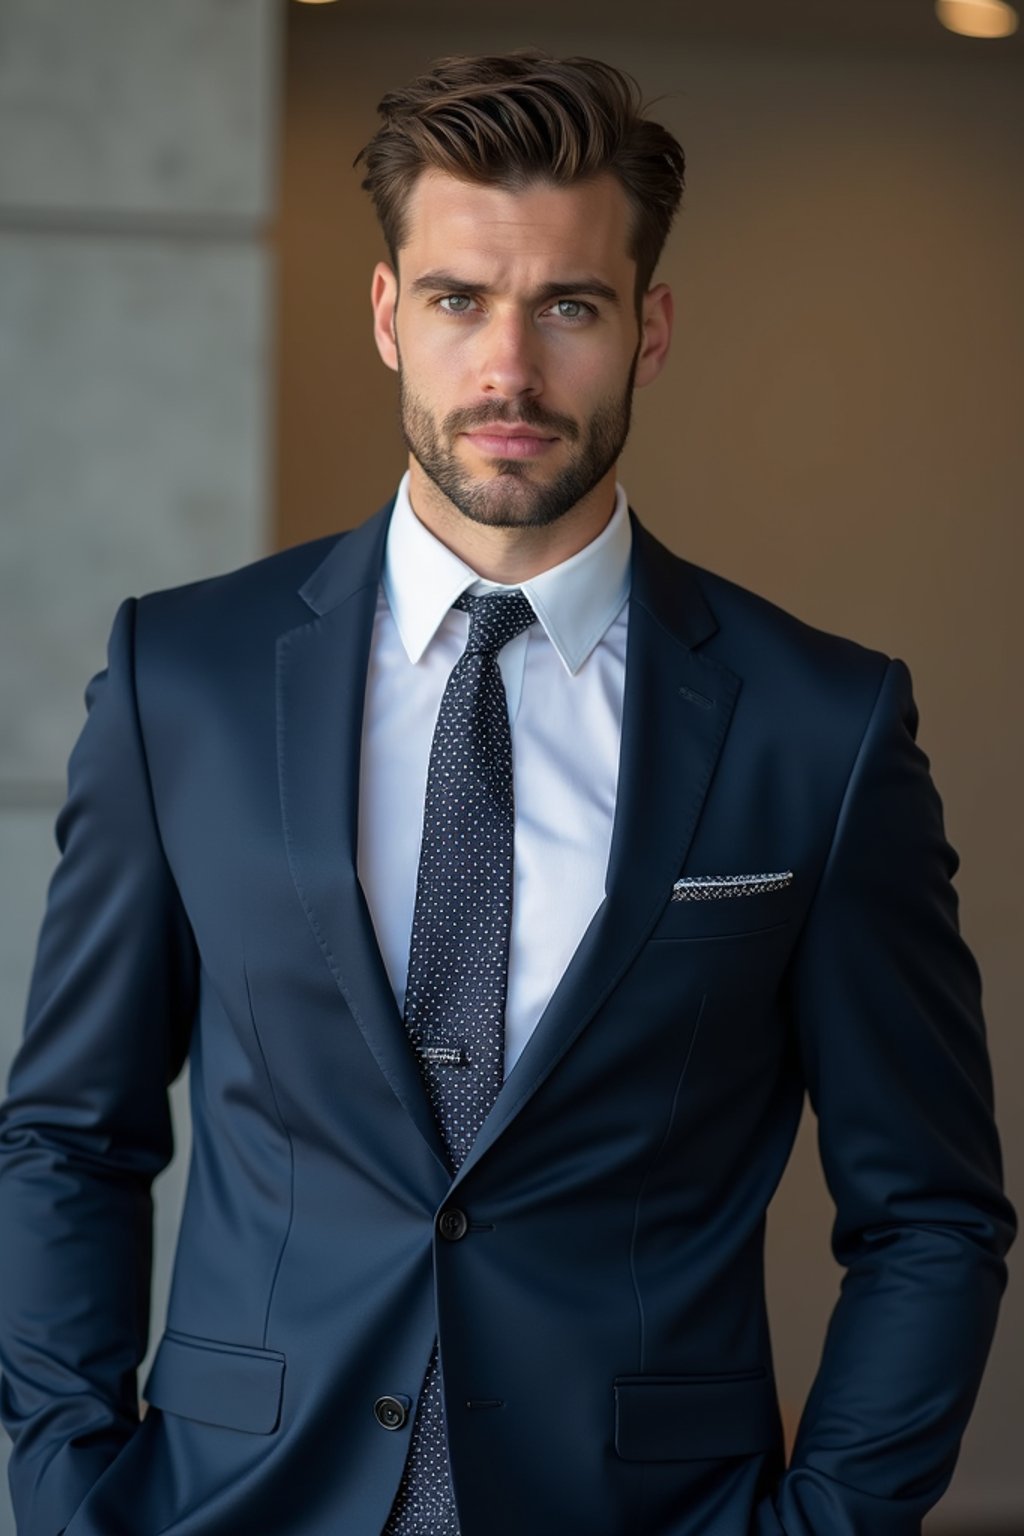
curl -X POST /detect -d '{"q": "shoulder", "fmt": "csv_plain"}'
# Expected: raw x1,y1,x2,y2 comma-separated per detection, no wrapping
641,536,922,822
703,560,887,674
696,560,912,780
126,489,395,666
134,531,345,639
116,519,384,721
639,520,894,711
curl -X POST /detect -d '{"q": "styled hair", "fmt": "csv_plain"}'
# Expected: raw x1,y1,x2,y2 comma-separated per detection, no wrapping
354,51,685,311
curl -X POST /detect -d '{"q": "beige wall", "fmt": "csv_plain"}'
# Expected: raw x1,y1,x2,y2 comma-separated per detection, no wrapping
277,13,1023,1530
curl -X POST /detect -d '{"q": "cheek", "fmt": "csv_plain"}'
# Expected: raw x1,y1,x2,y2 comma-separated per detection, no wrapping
555,358,628,422
403,313,471,366
403,335,479,414
548,329,634,388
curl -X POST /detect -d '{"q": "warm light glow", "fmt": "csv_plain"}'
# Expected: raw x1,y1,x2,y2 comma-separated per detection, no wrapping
936,0,1020,37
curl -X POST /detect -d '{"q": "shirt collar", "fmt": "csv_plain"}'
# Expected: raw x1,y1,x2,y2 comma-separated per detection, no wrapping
382,469,632,676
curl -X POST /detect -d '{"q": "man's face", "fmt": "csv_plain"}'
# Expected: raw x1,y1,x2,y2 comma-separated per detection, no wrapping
372,170,665,531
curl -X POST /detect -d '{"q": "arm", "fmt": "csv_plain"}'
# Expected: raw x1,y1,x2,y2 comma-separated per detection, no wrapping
0,599,197,1536
757,658,1016,1536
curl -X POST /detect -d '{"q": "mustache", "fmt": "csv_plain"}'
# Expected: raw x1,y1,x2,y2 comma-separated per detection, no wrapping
445,402,579,441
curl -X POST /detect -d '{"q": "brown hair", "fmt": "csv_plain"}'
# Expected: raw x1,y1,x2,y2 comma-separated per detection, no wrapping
354,51,685,313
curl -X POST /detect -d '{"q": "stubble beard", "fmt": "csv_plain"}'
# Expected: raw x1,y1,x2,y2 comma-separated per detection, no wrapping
397,349,639,530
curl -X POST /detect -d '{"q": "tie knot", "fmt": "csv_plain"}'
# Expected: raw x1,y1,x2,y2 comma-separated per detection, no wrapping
454,590,536,658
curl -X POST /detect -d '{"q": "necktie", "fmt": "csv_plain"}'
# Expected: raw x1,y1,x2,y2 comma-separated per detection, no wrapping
383,589,536,1536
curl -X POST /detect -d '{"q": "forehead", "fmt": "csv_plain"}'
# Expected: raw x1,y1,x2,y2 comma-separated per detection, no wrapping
399,169,635,284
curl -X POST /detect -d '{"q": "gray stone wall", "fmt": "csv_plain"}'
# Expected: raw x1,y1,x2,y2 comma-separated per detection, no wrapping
0,4,281,1531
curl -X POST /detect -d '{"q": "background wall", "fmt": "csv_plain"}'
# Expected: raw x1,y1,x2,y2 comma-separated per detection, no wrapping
276,6,1023,1532
1,2,1020,1533
0,2,281,1533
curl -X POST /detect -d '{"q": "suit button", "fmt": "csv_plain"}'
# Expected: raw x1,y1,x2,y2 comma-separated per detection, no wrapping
438,1207,469,1241
374,1395,409,1431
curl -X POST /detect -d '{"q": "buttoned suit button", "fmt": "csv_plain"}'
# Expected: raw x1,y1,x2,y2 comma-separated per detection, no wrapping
438,1207,469,1241
373,1395,409,1430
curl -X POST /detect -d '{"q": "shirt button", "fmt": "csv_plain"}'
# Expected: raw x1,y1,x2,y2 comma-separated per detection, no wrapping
373,1395,409,1430
438,1207,469,1241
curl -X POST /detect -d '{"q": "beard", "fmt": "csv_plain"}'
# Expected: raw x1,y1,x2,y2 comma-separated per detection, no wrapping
397,348,639,530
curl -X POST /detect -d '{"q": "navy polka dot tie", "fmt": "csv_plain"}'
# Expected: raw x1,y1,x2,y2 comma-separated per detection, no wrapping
383,589,536,1536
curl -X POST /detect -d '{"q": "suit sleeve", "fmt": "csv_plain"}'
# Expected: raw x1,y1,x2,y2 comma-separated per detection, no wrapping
756,657,1016,1536
0,598,197,1536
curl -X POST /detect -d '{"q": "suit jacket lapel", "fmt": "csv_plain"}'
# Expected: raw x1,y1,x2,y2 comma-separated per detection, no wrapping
455,515,741,1184
277,502,739,1182
276,501,450,1172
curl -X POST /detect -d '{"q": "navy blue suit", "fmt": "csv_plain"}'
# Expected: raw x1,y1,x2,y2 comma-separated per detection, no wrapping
0,501,1014,1535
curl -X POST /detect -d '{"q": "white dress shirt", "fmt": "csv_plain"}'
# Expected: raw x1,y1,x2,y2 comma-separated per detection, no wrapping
357,470,631,1077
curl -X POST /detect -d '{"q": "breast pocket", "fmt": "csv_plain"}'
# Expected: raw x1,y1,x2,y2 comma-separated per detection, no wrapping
648,878,801,942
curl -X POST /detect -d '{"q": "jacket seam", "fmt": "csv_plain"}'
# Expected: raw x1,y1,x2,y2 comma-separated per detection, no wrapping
628,991,708,1373
797,656,894,926
123,597,193,912
241,958,297,1352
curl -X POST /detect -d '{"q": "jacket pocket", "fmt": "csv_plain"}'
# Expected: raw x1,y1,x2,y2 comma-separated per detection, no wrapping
648,884,800,942
143,1329,285,1435
613,1369,779,1461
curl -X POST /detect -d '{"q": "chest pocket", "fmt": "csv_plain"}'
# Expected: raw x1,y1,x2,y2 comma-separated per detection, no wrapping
647,876,803,943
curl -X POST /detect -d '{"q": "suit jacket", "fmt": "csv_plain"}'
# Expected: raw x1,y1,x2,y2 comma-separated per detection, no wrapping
0,501,1015,1536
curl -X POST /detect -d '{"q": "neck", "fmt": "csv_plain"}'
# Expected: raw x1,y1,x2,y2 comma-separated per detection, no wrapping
406,461,618,583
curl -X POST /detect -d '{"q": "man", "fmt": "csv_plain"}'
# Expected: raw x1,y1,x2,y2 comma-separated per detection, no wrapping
0,49,1014,1536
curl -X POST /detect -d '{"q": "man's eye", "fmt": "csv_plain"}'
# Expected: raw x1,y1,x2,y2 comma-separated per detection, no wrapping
438,294,473,314
552,300,595,322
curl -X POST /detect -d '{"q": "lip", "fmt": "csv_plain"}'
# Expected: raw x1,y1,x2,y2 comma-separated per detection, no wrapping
463,430,558,460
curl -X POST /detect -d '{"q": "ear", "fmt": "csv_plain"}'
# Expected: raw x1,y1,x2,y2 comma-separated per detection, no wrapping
371,261,399,372
634,282,673,389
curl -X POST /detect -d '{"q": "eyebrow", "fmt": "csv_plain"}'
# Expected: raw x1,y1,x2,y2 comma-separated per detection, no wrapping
407,270,622,308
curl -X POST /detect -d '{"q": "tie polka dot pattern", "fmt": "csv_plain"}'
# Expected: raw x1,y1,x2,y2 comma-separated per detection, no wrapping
383,1344,456,1534
403,590,537,1170
383,589,536,1536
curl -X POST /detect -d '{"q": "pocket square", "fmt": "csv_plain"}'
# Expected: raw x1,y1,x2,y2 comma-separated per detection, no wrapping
671,870,793,901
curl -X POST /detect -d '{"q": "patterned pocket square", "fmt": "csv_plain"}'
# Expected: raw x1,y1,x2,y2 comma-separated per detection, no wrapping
671,870,794,901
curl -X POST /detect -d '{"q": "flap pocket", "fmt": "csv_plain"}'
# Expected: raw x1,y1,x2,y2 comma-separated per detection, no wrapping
143,1329,285,1435
613,1370,779,1461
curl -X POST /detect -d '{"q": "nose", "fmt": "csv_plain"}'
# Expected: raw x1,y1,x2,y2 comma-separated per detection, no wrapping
477,310,544,400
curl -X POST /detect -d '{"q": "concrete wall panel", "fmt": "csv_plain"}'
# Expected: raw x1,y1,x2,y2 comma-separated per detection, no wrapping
0,0,278,218
0,233,269,782
0,3,281,1529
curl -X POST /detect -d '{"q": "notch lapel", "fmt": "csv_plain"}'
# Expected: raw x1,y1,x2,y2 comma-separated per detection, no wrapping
277,503,449,1172
455,516,741,1184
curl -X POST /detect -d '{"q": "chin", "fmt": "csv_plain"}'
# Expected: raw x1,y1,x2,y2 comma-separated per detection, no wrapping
455,488,573,532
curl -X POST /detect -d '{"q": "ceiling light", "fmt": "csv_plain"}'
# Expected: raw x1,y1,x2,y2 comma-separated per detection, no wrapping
936,0,1020,37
